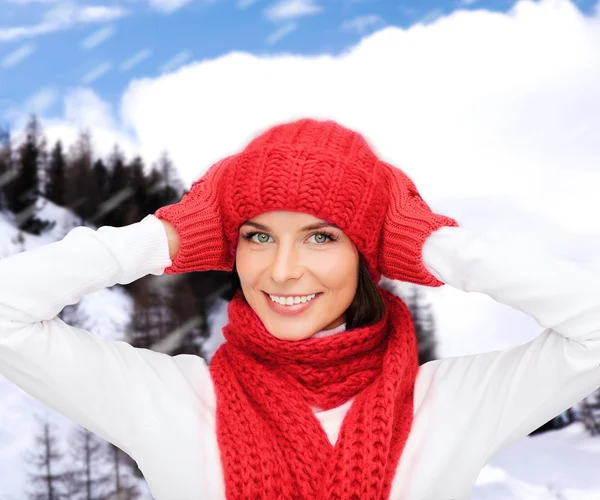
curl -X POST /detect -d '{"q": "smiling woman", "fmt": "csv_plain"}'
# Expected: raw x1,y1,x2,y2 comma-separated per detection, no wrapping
233,210,385,340
1,117,600,500
150,117,463,498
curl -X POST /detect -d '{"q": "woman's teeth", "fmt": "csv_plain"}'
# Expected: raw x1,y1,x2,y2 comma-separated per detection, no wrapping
268,293,317,306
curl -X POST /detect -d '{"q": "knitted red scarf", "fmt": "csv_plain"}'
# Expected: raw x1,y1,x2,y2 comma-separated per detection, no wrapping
209,286,419,500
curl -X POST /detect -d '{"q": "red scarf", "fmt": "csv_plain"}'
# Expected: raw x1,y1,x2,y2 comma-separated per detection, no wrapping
209,286,419,499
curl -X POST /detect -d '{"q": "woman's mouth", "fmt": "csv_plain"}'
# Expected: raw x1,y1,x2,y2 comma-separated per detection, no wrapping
263,291,322,316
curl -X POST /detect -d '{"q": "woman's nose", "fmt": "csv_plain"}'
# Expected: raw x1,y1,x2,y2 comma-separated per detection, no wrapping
270,245,303,283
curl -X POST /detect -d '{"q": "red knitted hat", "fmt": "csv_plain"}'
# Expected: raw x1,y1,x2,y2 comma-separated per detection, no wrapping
155,118,458,286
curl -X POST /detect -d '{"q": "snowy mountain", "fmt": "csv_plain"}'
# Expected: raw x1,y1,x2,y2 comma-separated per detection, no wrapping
2,201,600,499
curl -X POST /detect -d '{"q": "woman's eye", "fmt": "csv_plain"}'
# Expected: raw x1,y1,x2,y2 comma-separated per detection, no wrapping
308,233,333,244
249,232,268,243
243,231,335,244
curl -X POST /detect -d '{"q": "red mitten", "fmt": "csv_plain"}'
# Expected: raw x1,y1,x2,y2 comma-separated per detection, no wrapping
378,161,459,287
154,158,233,274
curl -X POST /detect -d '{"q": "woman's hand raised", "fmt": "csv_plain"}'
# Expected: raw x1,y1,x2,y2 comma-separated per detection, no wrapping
154,158,234,274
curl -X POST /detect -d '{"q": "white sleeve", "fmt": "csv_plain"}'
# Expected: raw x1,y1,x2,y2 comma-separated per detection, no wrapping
420,226,600,460
0,214,213,455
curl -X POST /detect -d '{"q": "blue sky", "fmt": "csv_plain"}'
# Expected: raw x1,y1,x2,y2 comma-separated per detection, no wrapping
1,0,596,123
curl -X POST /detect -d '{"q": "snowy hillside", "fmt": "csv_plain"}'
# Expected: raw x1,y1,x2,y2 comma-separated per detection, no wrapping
0,201,149,500
473,423,600,499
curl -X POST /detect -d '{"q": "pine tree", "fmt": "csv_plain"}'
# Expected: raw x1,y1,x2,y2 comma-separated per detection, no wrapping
145,166,170,214
65,131,95,223
10,115,48,233
580,389,600,436
0,126,14,211
122,155,147,225
24,418,71,500
147,151,185,209
44,141,67,206
62,427,112,500
128,279,175,350
405,286,438,364
92,159,110,200
103,146,133,227
157,150,184,198
88,159,110,224
379,278,439,365
102,444,141,500
38,132,49,201
163,278,205,356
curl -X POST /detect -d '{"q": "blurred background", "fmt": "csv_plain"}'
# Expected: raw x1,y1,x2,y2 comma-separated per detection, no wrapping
1,0,600,498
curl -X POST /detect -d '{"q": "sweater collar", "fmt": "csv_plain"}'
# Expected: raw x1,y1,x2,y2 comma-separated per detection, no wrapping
312,321,347,339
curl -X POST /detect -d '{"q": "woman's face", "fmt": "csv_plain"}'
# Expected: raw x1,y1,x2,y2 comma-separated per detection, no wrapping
236,210,359,341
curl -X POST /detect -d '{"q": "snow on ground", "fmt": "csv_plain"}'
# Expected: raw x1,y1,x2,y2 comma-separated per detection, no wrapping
0,206,147,500
474,423,600,499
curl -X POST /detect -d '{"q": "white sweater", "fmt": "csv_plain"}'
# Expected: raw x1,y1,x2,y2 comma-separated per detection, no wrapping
1,214,599,500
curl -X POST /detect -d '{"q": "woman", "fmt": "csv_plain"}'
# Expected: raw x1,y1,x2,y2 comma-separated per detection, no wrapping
1,118,598,500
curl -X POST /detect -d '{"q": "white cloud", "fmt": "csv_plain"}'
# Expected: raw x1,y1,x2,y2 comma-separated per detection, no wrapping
23,87,58,114
81,61,113,84
266,21,297,44
0,25,53,42
148,0,192,14
129,0,218,14
46,89,139,160
110,0,598,241
120,48,152,72
264,0,322,21
340,14,384,34
18,0,600,358
5,0,61,4
102,0,598,214
398,4,418,17
81,25,116,50
417,8,444,25
238,0,259,7
159,49,192,73
0,3,128,42
43,3,126,24
1,43,36,68
4,88,139,171
63,88,116,130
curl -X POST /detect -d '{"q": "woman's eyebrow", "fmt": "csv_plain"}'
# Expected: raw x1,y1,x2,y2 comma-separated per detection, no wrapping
242,221,340,232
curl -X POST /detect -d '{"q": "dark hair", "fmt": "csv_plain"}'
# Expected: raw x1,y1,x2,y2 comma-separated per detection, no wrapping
228,252,385,331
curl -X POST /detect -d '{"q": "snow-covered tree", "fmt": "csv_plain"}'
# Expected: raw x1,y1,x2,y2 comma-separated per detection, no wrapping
580,389,600,436
102,444,142,500
62,427,112,500
24,419,71,500
379,278,439,365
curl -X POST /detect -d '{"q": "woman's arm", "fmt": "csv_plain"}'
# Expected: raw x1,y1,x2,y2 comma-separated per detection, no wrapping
0,214,212,455
418,226,600,461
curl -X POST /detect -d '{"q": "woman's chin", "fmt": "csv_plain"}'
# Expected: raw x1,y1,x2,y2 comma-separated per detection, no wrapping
266,325,317,341
261,317,319,341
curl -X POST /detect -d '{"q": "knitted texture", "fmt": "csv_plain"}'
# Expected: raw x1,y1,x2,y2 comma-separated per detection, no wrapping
209,286,419,500
154,158,233,273
154,118,459,285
